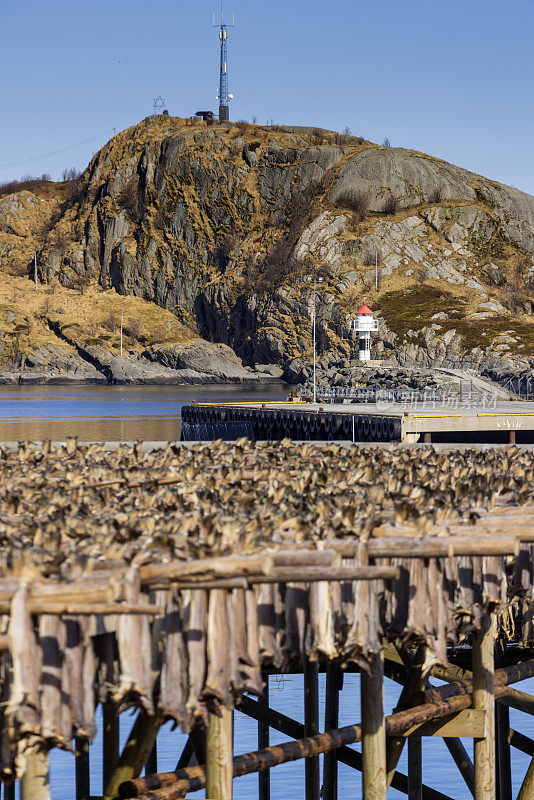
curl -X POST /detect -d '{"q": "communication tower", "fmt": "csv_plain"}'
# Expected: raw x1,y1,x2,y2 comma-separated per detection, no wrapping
213,4,234,122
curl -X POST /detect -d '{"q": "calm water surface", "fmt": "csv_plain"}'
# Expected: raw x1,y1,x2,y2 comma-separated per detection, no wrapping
1,385,531,798
0,383,288,442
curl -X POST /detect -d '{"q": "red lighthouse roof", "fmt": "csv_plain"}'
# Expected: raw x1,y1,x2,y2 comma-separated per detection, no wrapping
356,302,373,315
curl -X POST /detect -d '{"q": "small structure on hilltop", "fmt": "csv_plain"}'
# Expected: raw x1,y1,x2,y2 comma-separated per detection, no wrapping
350,301,379,361
194,110,216,122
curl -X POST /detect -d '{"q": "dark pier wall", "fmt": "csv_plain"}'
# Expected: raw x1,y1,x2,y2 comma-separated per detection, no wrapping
180,404,402,442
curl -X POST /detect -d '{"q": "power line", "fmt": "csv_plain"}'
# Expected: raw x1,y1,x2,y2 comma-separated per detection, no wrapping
0,127,117,173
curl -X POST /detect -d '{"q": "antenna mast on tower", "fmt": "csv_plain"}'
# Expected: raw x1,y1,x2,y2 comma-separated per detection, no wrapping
213,3,234,122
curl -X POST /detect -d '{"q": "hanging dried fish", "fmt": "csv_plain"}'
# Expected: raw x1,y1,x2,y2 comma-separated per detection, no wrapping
112,567,153,713
201,589,231,713
344,544,381,669
186,589,208,727
388,558,410,636
240,588,263,697
159,591,188,730
284,584,308,662
256,583,278,665
64,617,96,740
0,640,15,780
309,581,336,660
39,615,72,748
7,584,40,741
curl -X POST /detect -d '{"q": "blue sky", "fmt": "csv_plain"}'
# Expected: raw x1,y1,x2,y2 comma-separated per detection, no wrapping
1,0,533,193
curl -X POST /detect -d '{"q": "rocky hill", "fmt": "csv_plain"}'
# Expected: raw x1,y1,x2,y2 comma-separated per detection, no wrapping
1,114,534,383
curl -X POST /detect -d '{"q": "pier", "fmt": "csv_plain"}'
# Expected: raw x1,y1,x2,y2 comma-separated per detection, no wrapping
181,400,534,443
0,440,534,799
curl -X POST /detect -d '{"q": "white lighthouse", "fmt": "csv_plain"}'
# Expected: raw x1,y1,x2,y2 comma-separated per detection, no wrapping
350,301,378,362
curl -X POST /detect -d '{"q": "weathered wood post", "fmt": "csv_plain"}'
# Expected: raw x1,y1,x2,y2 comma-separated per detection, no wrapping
3,782,15,800
517,755,534,800
496,703,512,800
473,614,496,800
21,749,50,800
75,736,90,800
361,653,386,800
304,659,320,800
104,710,158,799
407,737,422,800
103,701,120,790
323,662,342,800
206,707,233,800
258,672,270,800
145,740,157,776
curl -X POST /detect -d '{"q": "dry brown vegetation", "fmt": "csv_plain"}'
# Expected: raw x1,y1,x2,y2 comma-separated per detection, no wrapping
117,178,143,223
0,175,52,199
382,196,399,215
334,188,370,221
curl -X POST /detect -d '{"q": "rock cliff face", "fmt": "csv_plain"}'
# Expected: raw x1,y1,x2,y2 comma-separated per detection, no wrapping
2,116,534,378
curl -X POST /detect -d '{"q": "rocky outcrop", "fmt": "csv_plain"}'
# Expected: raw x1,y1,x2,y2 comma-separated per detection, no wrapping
142,339,264,381
0,117,532,378
329,147,534,255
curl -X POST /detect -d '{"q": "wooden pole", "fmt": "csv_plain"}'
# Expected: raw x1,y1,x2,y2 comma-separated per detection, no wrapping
304,659,320,800
323,662,342,800
75,737,90,800
258,673,270,800
386,644,427,787
21,749,50,800
408,737,422,800
473,614,496,800
3,783,15,800
443,737,474,794
496,704,512,800
175,738,194,769
510,728,534,757
104,710,158,799
122,692,475,797
361,654,387,800
126,668,532,799
103,701,120,791
145,740,157,776
237,694,451,800
206,707,233,800
189,724,207,766
517,756,534,800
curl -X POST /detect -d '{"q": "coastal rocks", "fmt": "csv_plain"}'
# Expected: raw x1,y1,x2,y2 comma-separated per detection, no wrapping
296,364,462,394
143,340,263,382
24,344,103,381
80,348,191,385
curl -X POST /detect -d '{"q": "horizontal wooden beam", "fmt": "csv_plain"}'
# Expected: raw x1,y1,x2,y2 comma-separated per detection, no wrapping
0,602,163,616
164,565,399,589
399,710,485,739
510,729,534,757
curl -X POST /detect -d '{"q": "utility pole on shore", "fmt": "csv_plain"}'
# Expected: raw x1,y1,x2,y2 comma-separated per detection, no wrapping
306,274,323,403
120,313,123,358
375,250,378,291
